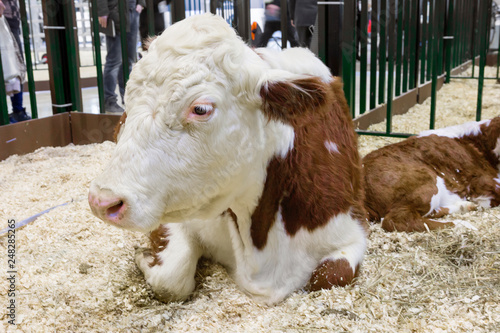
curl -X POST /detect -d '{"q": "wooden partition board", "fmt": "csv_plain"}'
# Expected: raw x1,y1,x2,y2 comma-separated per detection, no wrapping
0,112,121,161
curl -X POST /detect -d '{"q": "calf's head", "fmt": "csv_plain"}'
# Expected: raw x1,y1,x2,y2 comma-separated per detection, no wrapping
88,14,330,232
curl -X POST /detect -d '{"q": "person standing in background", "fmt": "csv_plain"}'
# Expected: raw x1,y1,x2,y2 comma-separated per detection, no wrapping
256,0,300,48
289,0,318,49
0,0,31,123
97,0,145,113
139,0,166,51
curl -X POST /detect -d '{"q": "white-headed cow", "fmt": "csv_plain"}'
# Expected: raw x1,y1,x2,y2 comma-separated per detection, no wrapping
88,14,367,305
363,116,500,232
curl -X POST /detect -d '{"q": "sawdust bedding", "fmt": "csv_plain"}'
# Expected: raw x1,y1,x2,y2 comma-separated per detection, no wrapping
1,67,499,332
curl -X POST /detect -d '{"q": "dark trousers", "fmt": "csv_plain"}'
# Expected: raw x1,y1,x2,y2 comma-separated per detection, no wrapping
297,25,314,48
256,20,300,48
103,10,139,103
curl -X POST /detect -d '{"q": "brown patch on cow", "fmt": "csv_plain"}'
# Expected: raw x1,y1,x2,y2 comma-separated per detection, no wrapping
251,77,366,249
307,258,359,291
148,225,170,267
113,112,127,143
363,116,500,232
460,116,500,172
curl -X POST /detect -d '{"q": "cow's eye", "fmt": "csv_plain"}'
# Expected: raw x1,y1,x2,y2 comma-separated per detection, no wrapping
193,105,209,115
186,100,215,123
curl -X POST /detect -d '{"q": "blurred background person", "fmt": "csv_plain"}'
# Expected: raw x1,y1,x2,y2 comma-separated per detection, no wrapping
1,0,31,123
290,0,317,48
256,0,299,48
139,0,166,51
97,0,145,113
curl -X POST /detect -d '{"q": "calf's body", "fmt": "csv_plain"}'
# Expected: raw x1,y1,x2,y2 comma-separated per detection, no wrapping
88,14,367,304
363,117,500,232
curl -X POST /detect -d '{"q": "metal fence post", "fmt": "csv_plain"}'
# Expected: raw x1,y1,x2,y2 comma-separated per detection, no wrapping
234,0,251,42
359,0,368,114
118,0,129,87
19,0,38,118
171,0,186,23
378,0,387,105
444,0,454,83
386,0,396,134
476,0,490,121
429,0,438,130
369,0,378,109
280,0,288,49
318,2,342,76
147,0,155,36
342,0,356,118
42,0,82,114
89,0,105,113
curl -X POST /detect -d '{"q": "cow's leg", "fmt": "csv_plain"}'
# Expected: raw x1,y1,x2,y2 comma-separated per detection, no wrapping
469,174,500,208
135,223,202,302
381,205,455,232
307,222,366,291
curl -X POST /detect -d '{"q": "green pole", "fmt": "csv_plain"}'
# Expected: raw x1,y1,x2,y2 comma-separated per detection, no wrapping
147,0,155,37
369,0,378,109
408,0,418,89
63,0,82,111
476,0,489,121
420,0,428,84
118,0,129,86
90,0,105,113
426,0,434,82
444,0,454,83
395,0,403,96
378,0,387,105
430,0,438,130
359,0,368,114
341,0,355,117
0,50,9,125
42,0,68,114
471,0,478,77
19,0,38,118
402,0,410,92
386,0,396,135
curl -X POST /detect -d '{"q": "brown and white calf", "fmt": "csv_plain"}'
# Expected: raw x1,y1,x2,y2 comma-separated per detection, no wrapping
88,14,367,304
363,116,500,232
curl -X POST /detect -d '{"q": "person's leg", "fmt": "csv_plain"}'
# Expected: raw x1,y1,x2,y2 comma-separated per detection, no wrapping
287,21,300,47
103,34,124,112
120,10,140,101
298,25,314,49
6,18,31,122
256,21,279,47
297,26,308,48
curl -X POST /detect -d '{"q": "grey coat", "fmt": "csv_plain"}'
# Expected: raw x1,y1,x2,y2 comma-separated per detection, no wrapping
289,0,318,27
97,0,146,35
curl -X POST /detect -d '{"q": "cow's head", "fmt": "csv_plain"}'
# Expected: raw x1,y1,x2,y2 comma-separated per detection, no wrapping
88,14,330,232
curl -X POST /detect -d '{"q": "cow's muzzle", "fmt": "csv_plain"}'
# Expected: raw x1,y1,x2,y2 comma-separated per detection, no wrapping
88,187,128,226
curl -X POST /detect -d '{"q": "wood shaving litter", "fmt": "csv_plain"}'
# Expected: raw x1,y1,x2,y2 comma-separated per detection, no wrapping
1,69,499,332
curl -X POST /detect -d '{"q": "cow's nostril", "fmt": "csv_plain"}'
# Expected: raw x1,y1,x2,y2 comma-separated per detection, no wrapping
106,201,125,219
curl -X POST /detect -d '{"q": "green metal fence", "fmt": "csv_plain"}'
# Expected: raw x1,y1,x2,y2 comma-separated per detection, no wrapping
339,0,498,138
0,0,498,129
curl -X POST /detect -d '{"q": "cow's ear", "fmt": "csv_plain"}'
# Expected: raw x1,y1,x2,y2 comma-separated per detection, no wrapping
260,74,328,123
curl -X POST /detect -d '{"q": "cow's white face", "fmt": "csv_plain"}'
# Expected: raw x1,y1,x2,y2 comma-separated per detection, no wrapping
89,14,296,232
